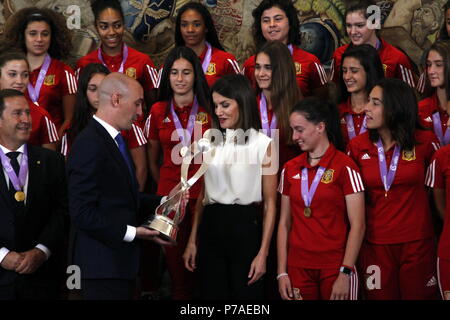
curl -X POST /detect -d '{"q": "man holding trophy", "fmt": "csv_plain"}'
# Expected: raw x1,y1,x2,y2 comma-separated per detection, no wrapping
67,73,176,300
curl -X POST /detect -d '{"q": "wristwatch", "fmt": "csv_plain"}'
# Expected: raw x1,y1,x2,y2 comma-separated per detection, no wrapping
339,266,353,276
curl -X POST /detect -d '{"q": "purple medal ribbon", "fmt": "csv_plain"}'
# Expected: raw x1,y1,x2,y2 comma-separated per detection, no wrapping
287,44,294,56
376,138,401,195
0,145,28,192
170,97,199,147
375,39,382,50
201,42,213,74
27,54,51,104
259,93,277,137
345,114,367,140
98,44,129,73
301,166,326,208
432,112,450,146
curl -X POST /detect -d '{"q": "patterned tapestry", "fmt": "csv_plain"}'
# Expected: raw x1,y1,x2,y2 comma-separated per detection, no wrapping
0,0,447,71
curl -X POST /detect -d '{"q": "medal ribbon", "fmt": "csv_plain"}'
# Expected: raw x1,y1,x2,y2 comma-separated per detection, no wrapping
259,92,277,137
0,145,28,192
345,114,367,140
98,44,129,73
287,44,294,56
201,42,213,74
432,112,450,145
301,166,326,208
27,54,51,103
170,97,199,147
376,138,401,194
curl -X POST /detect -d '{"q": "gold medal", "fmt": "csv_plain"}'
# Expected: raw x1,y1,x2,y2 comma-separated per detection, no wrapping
304,207,312,218
14,191,25,202
180,146,189,157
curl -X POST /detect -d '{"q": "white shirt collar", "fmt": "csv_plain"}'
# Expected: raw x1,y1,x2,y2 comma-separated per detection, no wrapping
93,115,120,141
0,143,26,155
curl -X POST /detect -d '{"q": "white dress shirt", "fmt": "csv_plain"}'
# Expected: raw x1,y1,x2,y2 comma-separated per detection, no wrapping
0,143,50,264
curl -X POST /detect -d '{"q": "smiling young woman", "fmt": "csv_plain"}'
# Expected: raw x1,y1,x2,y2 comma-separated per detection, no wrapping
172,2,240,87
76,0,158,109
330,0,416,88
277,97,365,300
337,44,384,147
144,46,212,300
243,0,327,97
2,7,77,138
183,74,277,300
418,41,450,147
348,78,440,300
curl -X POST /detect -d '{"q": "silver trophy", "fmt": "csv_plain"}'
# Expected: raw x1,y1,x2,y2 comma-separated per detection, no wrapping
142,138,215,244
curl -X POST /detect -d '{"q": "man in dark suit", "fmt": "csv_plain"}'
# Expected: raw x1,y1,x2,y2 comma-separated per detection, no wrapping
0,89,67,300
67,73,171,300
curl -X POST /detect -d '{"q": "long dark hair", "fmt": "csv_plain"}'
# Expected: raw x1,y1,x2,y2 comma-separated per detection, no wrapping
211,74,261,133
291,97,345,152
68,64,110,142
158,46,211,115
439,1,450,40
368,78,421,150
338,44,384,104
175,2,224,50
2,7,72,60
256,41,302,143
252,0,301,50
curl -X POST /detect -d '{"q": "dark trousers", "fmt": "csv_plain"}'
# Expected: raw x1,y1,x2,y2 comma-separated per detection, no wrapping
198,203,264,300
81,279,134,300
0,276,59,300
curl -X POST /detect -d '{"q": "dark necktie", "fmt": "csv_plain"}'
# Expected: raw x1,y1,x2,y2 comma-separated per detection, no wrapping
114,133,135,180
6,151,25,209
6,152,20,190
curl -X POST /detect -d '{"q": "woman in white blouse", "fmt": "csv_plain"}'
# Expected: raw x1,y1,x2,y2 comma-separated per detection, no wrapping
183,74,278,299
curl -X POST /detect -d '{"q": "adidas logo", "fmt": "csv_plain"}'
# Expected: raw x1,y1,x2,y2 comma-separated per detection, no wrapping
292,173,301,179
426,276,437,287
424,116,432,123
163,117,171,123
361,153,371,160
340,118,346,124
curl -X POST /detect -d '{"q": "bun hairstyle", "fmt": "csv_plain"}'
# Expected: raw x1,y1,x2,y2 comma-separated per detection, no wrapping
291,97,345,151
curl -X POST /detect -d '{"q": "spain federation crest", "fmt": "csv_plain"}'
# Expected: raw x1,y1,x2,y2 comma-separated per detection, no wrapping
206,63,216,75
383,64,388,75
44,75,55,86
196,112,208,125
295,62,302,75
402,148,416,161
321,169,334,184
126,67,137,79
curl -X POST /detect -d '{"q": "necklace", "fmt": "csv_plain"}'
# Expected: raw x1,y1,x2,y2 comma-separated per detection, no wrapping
308,152,326,160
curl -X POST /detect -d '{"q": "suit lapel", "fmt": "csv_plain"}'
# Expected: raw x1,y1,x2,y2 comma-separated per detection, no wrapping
91,120,138,203
0,162,13,212
25,144,40,211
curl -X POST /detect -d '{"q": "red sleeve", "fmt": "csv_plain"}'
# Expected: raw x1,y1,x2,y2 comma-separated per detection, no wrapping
338,158,365,195
224,54,240,75
243,56,255,84
139,55,157,91
60,63,77,96
308,59,328,89
122,123,147,149
394,53,415,87
278,165,291,195
424,131,440,166
426,151,444,189
148,104,161,141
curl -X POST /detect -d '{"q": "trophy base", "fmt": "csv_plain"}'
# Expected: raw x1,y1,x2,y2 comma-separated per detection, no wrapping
142,215,178,245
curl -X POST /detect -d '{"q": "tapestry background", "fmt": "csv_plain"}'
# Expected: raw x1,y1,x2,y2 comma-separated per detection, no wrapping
0,0,446,72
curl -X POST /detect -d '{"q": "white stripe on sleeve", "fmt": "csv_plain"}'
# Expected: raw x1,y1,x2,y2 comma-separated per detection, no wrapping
278,168,285,193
